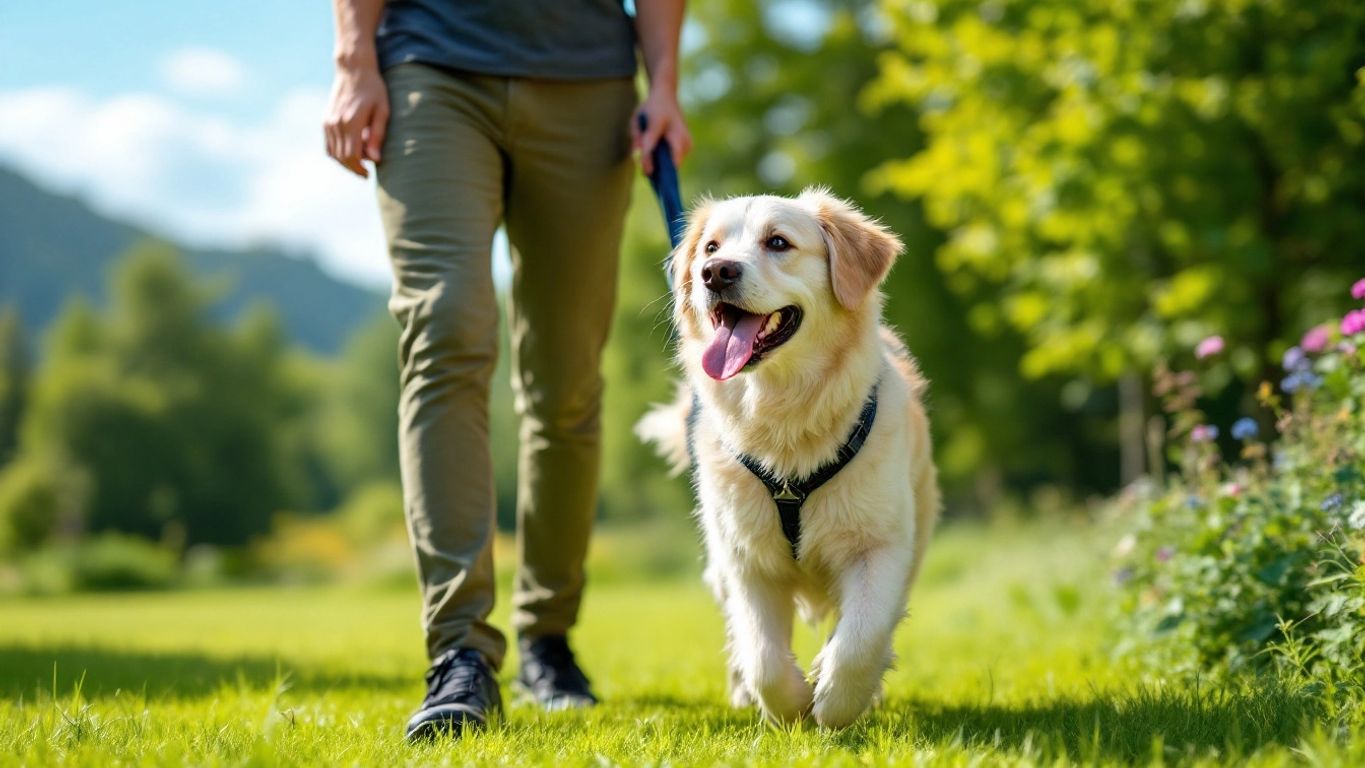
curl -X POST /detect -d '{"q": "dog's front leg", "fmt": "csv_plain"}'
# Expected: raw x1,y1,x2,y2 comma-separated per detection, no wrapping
726,568,811,725
810,546,912,729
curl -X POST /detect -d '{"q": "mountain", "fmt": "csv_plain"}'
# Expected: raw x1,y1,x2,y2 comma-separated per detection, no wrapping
0,165,386,355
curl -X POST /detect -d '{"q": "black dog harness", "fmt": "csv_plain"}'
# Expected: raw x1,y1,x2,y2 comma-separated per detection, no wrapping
688,386,879,560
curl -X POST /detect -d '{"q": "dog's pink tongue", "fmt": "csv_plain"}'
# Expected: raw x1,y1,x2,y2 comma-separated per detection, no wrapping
702,310,766,380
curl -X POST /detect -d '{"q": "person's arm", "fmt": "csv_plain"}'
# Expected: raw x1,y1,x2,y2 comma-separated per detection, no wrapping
324,0,388,178
632,0,691,175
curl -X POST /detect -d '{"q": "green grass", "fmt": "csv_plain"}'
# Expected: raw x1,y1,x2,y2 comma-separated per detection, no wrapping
0,521,1353,766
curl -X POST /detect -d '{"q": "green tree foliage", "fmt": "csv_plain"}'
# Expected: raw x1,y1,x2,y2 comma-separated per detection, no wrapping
18,243,301,546
310,313,401,509
0,456,75,551
0,307,27,468
599,188,700,523
869,0,1365,381
659,0,1121,502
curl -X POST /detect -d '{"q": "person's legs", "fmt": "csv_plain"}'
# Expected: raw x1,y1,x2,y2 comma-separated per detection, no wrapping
377,63,509,669
502,76,637,639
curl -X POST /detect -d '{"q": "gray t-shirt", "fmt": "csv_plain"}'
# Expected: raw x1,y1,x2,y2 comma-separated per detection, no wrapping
376,0,637,80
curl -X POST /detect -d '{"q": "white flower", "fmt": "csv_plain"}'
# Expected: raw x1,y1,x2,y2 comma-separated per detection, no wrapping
1348,501,1365,531
1113,533,1137,558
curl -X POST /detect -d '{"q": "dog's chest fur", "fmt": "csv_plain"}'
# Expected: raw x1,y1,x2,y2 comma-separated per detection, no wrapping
691,367,917,592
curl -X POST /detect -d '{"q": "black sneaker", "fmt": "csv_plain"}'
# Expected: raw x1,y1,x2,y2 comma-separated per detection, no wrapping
514,635,598,711
405,648,502,741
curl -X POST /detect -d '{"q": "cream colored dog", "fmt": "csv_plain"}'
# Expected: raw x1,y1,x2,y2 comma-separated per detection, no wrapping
637,189,940,729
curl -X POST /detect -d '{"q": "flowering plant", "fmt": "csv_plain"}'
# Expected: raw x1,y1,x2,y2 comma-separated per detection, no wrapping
1115,281,1365,697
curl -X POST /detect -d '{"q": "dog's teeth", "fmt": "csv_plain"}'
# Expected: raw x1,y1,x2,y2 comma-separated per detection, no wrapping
764,312,781,335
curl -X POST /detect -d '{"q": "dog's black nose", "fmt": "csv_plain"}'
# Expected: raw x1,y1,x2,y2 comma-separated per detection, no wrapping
701,259,742,292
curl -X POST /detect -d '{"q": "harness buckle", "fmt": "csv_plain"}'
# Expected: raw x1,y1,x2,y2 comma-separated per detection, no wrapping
773,481,803,503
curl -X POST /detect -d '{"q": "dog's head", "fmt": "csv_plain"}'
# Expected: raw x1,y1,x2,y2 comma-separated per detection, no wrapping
670,188,903,381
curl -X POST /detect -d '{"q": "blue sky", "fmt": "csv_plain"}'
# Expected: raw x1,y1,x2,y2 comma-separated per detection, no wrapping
0,2,392,286
0,2,329,121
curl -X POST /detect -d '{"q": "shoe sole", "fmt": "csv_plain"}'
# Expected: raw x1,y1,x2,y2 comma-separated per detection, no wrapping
511,679,598,712
404,703,493,742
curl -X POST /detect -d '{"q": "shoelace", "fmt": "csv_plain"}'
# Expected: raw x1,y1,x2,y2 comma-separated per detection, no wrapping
426,649,487,702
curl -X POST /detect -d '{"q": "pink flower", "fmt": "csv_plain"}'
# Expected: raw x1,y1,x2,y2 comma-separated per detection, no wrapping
1352,277,1365,301
1191,424,1219,443
1195,335,1225,359
1221,482,1242,498
1301,326,1330,353
1343,309,1365,337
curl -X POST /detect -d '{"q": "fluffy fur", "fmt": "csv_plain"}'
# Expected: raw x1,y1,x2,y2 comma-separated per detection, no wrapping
637,188,940,729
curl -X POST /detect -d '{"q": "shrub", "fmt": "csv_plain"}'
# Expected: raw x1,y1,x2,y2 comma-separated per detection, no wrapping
1116,281,1365,698
13,533,179,594
0,456,85,551
69,533,179,591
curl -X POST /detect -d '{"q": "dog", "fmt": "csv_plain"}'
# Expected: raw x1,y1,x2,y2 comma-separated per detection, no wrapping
637,188,940,729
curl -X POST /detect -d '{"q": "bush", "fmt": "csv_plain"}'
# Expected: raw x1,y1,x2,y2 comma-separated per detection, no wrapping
69,533,179,591
335,482,405,546
1116,279,1365,700
0,456,84,551
12,533,179,594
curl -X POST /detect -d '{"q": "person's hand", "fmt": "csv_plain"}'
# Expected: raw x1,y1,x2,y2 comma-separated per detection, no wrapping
324,55,389,178
632,85,691,176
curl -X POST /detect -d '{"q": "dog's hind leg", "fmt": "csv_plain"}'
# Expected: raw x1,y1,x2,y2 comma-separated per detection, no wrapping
809,545,913,729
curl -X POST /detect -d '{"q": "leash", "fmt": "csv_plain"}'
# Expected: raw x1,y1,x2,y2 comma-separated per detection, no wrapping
639,114,685,285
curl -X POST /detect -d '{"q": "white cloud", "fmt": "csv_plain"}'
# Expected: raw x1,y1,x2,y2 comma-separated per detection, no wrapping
160,47,246,97
0,86,390,287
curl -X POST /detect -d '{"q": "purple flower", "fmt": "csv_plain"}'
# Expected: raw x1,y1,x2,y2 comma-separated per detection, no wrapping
1155,546,1174,563
1281,371,1323,394
1282,346,1308,372
1195,335,1225,359
1343,309,1365,337
1191,424,1219,443
1353,277,1365,301
1322,493,1345,512
1301,326,1330,353
1231,417,1258,441
1113,567,1135,586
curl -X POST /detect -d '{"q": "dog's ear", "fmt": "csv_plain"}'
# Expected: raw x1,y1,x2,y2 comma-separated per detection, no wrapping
800,187,903,311
670,197,714,300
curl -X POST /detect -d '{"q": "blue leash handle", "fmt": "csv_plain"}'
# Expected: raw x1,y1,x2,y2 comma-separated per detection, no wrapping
638,114,685,287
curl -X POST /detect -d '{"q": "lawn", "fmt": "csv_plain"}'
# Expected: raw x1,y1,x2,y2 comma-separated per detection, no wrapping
0,520,1350,766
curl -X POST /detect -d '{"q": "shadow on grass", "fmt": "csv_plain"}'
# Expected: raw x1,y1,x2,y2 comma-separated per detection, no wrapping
827,684,1316,763
0,644,414,701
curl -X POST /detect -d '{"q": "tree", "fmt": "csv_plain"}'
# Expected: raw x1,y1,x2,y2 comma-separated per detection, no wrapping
621,0,1123,505
314,312,401,503
0,307,27,468
869,0,1365,383
19,243,302,545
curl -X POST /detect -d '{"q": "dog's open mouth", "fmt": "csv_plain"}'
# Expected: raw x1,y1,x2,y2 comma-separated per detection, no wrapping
701,303,803,381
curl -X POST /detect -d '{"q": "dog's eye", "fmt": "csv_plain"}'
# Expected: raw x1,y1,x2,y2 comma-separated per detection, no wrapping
704,241,719,254
765,235,792,252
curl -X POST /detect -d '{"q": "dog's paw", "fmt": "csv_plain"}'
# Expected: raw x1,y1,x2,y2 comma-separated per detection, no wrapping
811,683,872,729
755,666,813,726
810,666,882,729
727,665,755,708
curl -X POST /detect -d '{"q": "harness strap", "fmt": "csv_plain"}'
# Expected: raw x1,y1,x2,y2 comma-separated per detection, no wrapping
684,384,880,560
738,386,879,559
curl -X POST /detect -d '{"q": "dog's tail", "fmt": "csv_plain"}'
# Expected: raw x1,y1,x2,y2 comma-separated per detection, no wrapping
634,382,694,477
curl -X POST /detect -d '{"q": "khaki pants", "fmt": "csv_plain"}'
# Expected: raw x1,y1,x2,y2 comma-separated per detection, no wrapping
376,63,636,669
